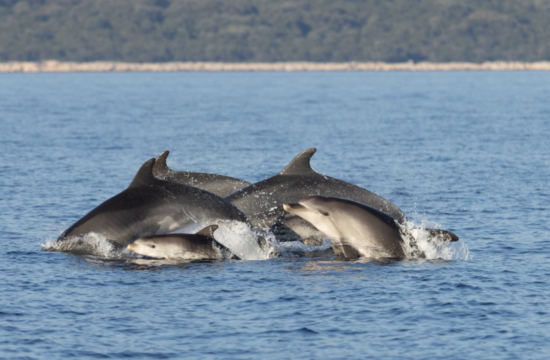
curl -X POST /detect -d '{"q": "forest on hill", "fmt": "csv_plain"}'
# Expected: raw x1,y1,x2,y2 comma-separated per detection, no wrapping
1,0,549,63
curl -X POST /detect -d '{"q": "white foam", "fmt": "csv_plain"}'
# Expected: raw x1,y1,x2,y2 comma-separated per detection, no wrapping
213,220,279,260
45,219,469,262
276,238,333,256
399,220,472,261
42,233,130,259
43,222,281,261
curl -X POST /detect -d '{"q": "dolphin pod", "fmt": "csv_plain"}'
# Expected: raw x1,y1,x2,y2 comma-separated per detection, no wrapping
54,149,459,261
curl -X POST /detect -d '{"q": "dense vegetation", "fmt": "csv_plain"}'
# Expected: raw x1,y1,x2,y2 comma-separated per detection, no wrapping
1,0,550,63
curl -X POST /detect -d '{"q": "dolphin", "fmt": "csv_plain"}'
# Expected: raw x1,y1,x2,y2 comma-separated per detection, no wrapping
284,196,458,260
152,151,251,197
127,225,238,260
57,158,248,249
225,148,407,241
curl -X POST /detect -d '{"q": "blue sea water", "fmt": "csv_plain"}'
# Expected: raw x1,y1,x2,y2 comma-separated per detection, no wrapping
0,71,549,359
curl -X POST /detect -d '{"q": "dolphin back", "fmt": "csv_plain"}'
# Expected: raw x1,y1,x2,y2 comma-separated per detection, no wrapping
226,148,408,231
152,151,251,197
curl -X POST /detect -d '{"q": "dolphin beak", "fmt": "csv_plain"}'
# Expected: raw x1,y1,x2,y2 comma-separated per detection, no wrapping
283,203,307,213
127,244,137,251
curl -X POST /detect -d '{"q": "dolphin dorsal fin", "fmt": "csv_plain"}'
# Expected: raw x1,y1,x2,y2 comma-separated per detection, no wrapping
152,150,170,177
128,158,159,189
279,148,317,175
197,225,219,237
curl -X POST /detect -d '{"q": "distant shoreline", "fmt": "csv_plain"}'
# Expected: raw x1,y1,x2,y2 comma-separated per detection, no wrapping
1,61,550,72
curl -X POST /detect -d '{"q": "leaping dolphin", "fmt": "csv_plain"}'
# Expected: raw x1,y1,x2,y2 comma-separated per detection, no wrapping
225,148,407,242
152,151,251,197
284,196,458,260
58,158,248,249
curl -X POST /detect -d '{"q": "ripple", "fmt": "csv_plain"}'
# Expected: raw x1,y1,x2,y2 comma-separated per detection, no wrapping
2,72,550,360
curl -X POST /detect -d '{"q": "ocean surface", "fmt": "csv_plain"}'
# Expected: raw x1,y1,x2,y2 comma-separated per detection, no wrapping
1,71,549,359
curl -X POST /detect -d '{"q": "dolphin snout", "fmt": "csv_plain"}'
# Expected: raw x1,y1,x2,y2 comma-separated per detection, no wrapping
283,203,306,212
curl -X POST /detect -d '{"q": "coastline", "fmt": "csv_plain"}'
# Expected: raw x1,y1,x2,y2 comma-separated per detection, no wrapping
1,60,550,72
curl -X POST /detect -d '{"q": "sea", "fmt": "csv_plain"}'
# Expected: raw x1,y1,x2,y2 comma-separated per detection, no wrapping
0,71,549,359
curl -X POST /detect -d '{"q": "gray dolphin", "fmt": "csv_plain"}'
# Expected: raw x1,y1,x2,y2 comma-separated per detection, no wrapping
152,151,251,197
284,196,458,259
283,196,406,259
127,225,239,260
225,148,407,241
57,158,248,249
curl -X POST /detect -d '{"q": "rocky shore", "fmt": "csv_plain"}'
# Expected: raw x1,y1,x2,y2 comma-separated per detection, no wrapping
2,61,550,72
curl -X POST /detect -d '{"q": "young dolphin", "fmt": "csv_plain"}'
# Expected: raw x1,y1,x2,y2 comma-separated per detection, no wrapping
152,151,251,197
284,196,459,260
127,225,238,260
57,158,248,249
225,148,407,243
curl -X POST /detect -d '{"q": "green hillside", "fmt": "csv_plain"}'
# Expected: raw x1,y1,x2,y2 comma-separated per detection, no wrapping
1,0,550,62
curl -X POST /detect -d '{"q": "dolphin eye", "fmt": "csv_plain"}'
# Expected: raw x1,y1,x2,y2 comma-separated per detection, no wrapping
320,210,329,216
150,245,156,249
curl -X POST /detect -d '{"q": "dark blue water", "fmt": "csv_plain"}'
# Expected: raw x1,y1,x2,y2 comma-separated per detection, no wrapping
1,72,549,359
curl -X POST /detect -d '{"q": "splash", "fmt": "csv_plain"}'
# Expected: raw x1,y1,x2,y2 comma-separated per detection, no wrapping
276,238,333,257
399,220,471,261
213,220,280,260
43,221,281,261
43,220,469,262
42,233,131,259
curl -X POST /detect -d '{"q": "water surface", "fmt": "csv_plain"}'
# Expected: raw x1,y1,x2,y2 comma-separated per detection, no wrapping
1,72,549,359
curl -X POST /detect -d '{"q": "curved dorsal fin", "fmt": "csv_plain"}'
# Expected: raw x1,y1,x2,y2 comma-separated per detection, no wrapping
152,150,170,177
279,148,316,175
128,158,159,189
196,225,218,237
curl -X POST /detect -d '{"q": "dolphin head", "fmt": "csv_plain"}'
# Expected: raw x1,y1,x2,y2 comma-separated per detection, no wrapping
127,238,175,259
283,196,333,217
283,196,341,239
